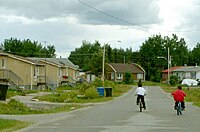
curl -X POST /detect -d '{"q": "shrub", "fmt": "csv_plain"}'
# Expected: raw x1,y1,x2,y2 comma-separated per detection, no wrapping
169,75,178,85
92,77,102,87
84,86,99,99
124,71,132,84
76,82,90,94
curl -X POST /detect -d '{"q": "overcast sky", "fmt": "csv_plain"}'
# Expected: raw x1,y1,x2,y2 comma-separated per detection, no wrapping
0,0,200,57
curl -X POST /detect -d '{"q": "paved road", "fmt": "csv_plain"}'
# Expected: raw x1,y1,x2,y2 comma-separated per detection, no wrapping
1,86,200,132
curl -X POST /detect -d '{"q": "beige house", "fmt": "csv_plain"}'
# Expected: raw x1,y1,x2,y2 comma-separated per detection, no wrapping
0,52,79,90
29,58,79,87
0,52,45,90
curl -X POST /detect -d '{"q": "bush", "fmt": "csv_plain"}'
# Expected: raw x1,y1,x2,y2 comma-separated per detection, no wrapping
92,78,102,87
169,75,179,85
76,82,90,94
85,86,99,99
124,71,132,84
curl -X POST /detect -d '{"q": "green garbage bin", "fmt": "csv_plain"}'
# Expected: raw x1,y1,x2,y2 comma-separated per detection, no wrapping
0,84,8,101
105,87,112,97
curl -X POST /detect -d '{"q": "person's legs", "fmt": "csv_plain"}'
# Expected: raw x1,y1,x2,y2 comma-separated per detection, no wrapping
181,102,185,110
141,96,146,109
136,95,140,105
174,101,178,110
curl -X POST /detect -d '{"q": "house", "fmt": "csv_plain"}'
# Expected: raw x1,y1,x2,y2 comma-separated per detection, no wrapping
42,58,79,84
0,52,45,90
29,58,79,88
171,66,200,81
161,66,183,81
105,63,145,82
0,52,79,90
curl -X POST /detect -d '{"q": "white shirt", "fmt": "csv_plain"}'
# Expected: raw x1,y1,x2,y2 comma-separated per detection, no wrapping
135,87,146,96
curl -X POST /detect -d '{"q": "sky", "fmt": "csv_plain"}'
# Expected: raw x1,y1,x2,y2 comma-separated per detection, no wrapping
0,0,200,58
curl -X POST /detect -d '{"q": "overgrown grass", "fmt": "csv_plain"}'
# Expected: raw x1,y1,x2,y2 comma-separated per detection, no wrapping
0,99,84,115
0,118,30,132
161,85,200,107
35,84,131,103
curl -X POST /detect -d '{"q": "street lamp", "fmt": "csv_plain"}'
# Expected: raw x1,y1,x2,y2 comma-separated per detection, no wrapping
157,47,171,84
102,40,121,87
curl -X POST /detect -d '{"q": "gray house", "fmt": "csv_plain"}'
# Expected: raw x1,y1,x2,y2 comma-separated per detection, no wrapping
172,66,200,81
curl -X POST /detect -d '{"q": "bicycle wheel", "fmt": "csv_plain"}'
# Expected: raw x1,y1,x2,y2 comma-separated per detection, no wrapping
176,102,182,115
139,100,142,112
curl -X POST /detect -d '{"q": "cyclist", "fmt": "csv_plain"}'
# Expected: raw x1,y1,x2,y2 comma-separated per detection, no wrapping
135,83,146,110
171,86,186,110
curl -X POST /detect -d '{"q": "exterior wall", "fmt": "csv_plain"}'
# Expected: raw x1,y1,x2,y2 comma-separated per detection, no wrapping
44,63,60,85
132,74,137,80
0,55,44,89
68,67,76,83
196,72,200,80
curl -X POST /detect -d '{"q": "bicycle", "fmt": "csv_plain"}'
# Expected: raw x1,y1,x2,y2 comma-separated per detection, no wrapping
139,98,143,112
176,102,183,115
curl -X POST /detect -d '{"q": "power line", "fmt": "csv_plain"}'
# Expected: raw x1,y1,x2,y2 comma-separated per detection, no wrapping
76,0,200,32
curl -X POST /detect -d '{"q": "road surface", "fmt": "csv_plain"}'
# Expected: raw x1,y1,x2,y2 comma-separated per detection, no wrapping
2,86,200,132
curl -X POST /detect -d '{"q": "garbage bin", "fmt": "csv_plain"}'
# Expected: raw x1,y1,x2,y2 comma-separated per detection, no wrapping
97,87,104,97
105,87,112,97
0,84,8,101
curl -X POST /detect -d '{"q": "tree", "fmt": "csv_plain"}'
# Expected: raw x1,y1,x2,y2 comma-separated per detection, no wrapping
2,38,56,58
139,34,189,81
68,40,102,73
190,42,200,66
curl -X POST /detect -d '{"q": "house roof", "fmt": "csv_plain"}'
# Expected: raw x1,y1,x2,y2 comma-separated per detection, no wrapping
0,52,44,66
45,58,79,70
28,57,79,70
172,66,200,72
162,66,183,73
108,63,145,73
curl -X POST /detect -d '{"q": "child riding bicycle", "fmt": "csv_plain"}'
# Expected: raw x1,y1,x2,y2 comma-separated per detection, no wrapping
135,83,146,110
171,86,186,110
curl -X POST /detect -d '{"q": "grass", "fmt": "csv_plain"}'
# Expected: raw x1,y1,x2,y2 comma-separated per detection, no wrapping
0,118,30,132
35,84,131,103
161,85,200,107
0,99,85,115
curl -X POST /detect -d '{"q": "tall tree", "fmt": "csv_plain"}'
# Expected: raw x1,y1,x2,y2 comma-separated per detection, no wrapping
190,42,200,66
2,38,56,58
139,34,189,81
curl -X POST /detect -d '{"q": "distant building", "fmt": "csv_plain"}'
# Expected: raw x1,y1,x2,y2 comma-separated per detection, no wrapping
105,63,145,82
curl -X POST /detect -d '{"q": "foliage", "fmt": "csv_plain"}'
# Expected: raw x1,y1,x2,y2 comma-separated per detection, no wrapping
84,86,99,99
2,37,56,57
124,71,132,84
92,77,103,87
0,99,41,115
140,34,189,81
169,75,179,85
162,85,200,107
0,118,30,132
68,40,102,74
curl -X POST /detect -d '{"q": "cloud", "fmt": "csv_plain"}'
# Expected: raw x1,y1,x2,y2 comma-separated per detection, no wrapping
0,0,200,57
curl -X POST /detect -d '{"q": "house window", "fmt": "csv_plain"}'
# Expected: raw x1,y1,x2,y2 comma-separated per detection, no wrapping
117,73,122,80
111,72,115,80
34,67,39,77
2,59,5,68
137,74,143,80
